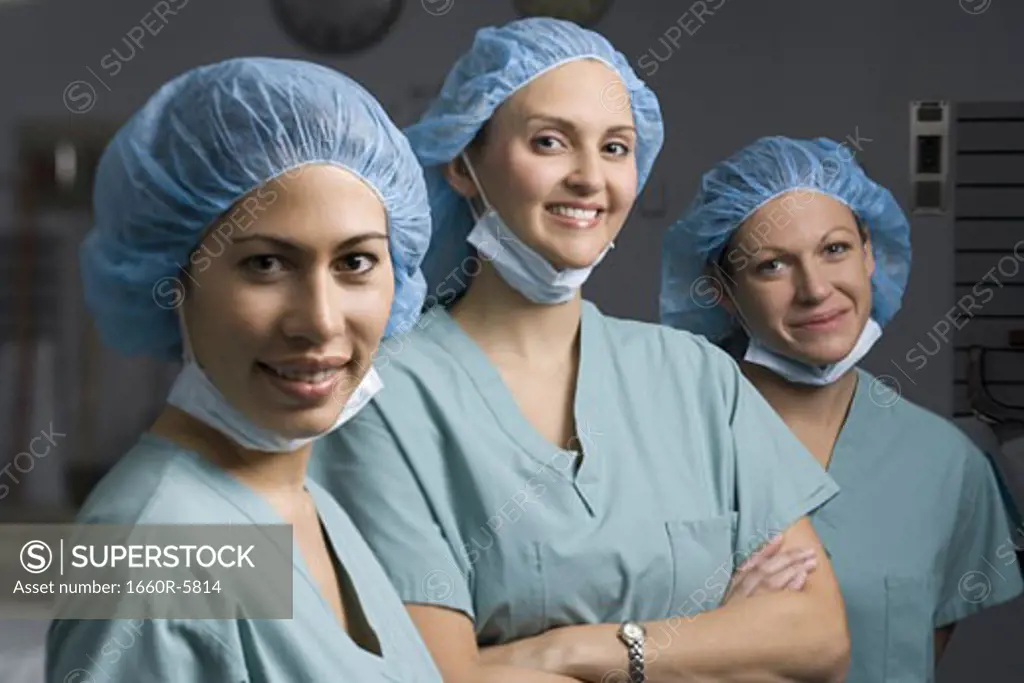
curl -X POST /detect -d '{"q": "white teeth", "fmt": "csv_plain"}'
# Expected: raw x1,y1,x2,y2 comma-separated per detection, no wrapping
267,366,339,383
550,205,599,220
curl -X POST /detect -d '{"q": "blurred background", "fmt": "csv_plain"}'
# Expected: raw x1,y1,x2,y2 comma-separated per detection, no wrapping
0,0,1022,680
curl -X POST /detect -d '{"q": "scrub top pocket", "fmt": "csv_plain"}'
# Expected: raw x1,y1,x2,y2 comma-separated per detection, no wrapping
829,573,934,683
536,521,685,630
472,535,547,646
665,512,739,617
884,575,935,683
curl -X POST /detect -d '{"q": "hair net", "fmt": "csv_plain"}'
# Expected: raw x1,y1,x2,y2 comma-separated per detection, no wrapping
404,17,664,296
660,136,911,341
81,57,431,361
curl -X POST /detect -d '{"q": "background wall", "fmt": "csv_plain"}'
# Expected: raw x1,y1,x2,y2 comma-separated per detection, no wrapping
0,0,1022,680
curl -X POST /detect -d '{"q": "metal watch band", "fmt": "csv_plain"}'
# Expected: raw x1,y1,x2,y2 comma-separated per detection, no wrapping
626,639,645,683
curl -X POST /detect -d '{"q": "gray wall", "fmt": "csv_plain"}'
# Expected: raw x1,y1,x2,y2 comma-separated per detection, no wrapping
1,0,1022,680
4,0,1020,428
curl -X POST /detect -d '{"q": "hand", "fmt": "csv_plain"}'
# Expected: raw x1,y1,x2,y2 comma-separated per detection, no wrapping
722,534,818,603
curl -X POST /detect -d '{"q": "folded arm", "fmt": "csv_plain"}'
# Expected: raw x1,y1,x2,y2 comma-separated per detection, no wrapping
488,518,849,683
407,604,586,683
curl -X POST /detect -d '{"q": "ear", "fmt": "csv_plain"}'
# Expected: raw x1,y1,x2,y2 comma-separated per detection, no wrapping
706,265,737,316
862,234,876,278
441,156,479,199
716,282,737,316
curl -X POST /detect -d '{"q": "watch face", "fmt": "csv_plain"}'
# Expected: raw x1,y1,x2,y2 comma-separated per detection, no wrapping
270,0,404,55
622,622,644,641
512,0,613,26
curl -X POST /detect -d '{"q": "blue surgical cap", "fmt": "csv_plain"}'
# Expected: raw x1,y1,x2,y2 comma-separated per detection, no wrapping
82,57,431,361
660,136,912,341
404,17,664,297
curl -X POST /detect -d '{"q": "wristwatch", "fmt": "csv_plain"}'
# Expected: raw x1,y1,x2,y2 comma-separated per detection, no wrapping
616,621,647,683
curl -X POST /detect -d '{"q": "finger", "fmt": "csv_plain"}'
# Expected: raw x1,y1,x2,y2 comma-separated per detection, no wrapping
751,549,817,576
756,565,805,592
767,559,817,590
732,566,776,599
757,556,815,592
776,556,818,584
786,571,809,591
740,553,819,598
738,536,784,572
729,542,807,599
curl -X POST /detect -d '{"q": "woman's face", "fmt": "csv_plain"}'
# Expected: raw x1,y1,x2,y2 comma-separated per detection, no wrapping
446,58,639,270
182,164,394,439
719,191,875,366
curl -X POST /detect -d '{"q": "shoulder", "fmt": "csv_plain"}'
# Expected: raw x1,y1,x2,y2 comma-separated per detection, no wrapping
591,301,731,357
587,302,743,397
47,617,243,679
75,435,237,525
368,307,466,400
862,369,990,476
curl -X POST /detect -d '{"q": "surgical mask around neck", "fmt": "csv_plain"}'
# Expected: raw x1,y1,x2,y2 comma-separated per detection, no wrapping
742,317,882,386
715,266,882,386
460,153,612,305
165,310,383,452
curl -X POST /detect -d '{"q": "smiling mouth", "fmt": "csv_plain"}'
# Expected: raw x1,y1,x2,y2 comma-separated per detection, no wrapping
793,309,849,330
255,360,349,405
546,204,604,228
260,364,342,383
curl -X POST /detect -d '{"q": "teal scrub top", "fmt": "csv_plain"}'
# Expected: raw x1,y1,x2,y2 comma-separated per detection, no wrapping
810,369,1023,683
46,433,442,683
310,301,839,645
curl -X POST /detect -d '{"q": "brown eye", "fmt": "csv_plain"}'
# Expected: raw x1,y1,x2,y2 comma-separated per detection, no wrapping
824,242,852,256
532,135,566,152
604,141,630,156
334,253,379,275
242,255,285,275
756,258,783,274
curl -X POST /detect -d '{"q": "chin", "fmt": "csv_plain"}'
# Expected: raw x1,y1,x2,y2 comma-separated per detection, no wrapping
544,238,611,270
790,339,857,366
260,406,344,440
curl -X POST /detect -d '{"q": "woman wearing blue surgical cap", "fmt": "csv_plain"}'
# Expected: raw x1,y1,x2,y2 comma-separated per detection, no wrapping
311,19,852,683
661,135,1023,682
45,58,442,682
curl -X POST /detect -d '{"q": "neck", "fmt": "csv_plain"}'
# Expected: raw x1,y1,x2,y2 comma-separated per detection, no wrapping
150,406,310,499
450,260,582,362
741,362,859,433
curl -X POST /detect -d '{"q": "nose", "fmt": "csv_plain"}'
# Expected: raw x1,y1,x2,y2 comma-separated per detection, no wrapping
565,148,603,195
282,269,346,345
794,260,833,305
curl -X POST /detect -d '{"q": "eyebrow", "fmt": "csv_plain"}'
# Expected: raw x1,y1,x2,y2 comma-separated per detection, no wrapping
820,225,859,242
525,114,636,135
741,225,859,257
231,231,388,252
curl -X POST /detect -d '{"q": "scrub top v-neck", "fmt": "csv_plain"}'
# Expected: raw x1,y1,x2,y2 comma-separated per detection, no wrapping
312,301,839,645
46,433,443,683
808,369,1023,683
430,298,608,509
